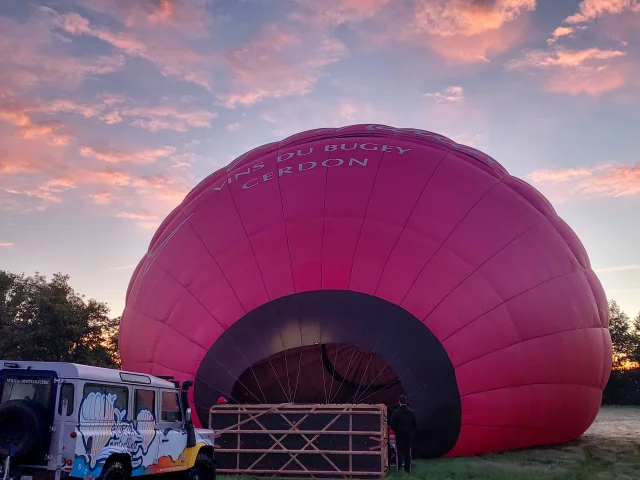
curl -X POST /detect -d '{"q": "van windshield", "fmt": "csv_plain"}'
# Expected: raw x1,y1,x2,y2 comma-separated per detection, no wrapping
1,376,53,408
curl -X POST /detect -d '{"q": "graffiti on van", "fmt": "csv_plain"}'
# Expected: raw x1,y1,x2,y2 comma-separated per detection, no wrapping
71,390,212,478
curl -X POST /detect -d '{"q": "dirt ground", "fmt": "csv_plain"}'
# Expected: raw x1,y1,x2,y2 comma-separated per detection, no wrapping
582,405,640,447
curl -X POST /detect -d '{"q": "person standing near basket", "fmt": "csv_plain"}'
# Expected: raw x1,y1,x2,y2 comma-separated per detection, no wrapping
389,395,417,473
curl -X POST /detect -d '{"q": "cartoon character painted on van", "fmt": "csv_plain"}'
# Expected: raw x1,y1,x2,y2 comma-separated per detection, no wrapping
71,391,212,477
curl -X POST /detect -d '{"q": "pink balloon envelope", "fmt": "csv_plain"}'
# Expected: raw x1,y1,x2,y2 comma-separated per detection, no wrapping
119,124,612,458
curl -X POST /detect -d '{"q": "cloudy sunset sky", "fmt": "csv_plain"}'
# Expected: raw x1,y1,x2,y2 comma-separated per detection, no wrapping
1,0,639,319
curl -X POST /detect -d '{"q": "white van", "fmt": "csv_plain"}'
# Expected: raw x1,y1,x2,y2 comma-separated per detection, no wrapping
0,361,215,480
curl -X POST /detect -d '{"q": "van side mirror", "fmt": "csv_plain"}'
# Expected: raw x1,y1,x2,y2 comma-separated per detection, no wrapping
184,407,196,448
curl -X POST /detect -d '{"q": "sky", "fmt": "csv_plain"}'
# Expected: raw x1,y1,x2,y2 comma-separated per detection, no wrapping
0,0,639,320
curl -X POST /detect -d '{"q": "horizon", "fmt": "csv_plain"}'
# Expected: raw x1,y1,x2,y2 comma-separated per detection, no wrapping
0,0,639,319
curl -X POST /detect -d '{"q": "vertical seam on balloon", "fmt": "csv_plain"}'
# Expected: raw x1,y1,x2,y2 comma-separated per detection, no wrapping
287,130,337,403
320,131,336,290
346,130,398,291
325,130,386,402
337,130,397,403
398,177,505,307
459,381,602,397
155,260,269,403
225,148,295,404
179,213,246,314
421,216,550,325
207,165,292,403
273,137,296,403
441,267,588,344
317,130,339,403
357,146,452,395
373,146,452,297
130,211,193,304
225,163,271,301
451,324,607,370
348,145,451,396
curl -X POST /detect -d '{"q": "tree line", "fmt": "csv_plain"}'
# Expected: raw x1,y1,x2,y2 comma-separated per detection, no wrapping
603,300,640,405
0,270,120,368
1,269,639,405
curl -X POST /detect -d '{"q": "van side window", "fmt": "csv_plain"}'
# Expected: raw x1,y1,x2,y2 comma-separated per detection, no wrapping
161,391,182,423
82,384,129,421
58,383,74,416
134,389,156,419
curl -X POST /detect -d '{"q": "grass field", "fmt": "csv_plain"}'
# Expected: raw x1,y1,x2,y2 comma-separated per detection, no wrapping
219,406,640,480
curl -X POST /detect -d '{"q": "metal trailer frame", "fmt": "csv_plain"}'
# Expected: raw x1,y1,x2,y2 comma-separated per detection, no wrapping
208,403,389,479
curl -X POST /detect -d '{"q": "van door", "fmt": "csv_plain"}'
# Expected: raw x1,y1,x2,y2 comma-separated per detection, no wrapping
155,390,188,472
74,383,130,478
133,388,160,470
52,382,76,474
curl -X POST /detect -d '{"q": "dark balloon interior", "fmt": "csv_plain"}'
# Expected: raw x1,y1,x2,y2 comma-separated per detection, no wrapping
231,342,405,406
195,290,462,458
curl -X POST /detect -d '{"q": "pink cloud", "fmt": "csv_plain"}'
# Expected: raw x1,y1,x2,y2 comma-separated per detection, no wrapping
79,145,176,164
528,161,640,200
0,8,125,93
289,0,390,28
120,106,216,132
218,24,348,108
57,8,215,89
547,26,577,44
116,211,159,221
0,243,14,248
424,86,465,102
506,47,631,95
411,0,536,37
80,169,133,186
116,211,162,229
80,0,212,36
507,47,626,68
90,192,113,205
547,65,628,95
564,0,640,25
352,0,536,64
0,102,73,147
35,96,215,132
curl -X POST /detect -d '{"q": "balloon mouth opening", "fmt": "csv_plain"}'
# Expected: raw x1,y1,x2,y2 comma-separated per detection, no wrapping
231,342,407,406
194,290,461,458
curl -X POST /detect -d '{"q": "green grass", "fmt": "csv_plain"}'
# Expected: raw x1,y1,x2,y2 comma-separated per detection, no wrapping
216,440,640,480
217,406,640,480
382,440,640,479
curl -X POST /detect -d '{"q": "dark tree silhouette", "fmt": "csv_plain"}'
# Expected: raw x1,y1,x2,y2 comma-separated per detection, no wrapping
603,300,640,405
0,270,120,368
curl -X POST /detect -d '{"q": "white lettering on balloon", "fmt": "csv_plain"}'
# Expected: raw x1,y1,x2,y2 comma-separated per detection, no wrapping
214,142,408,193
238,157,368,190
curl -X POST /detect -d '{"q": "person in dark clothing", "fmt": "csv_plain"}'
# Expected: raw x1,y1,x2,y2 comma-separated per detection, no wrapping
389,395,417,473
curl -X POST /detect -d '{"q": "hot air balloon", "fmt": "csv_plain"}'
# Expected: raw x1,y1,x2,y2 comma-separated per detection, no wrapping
119,124,612,458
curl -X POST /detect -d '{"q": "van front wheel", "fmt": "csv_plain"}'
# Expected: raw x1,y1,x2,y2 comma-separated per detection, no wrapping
101,461,129,480
186,453,215,480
